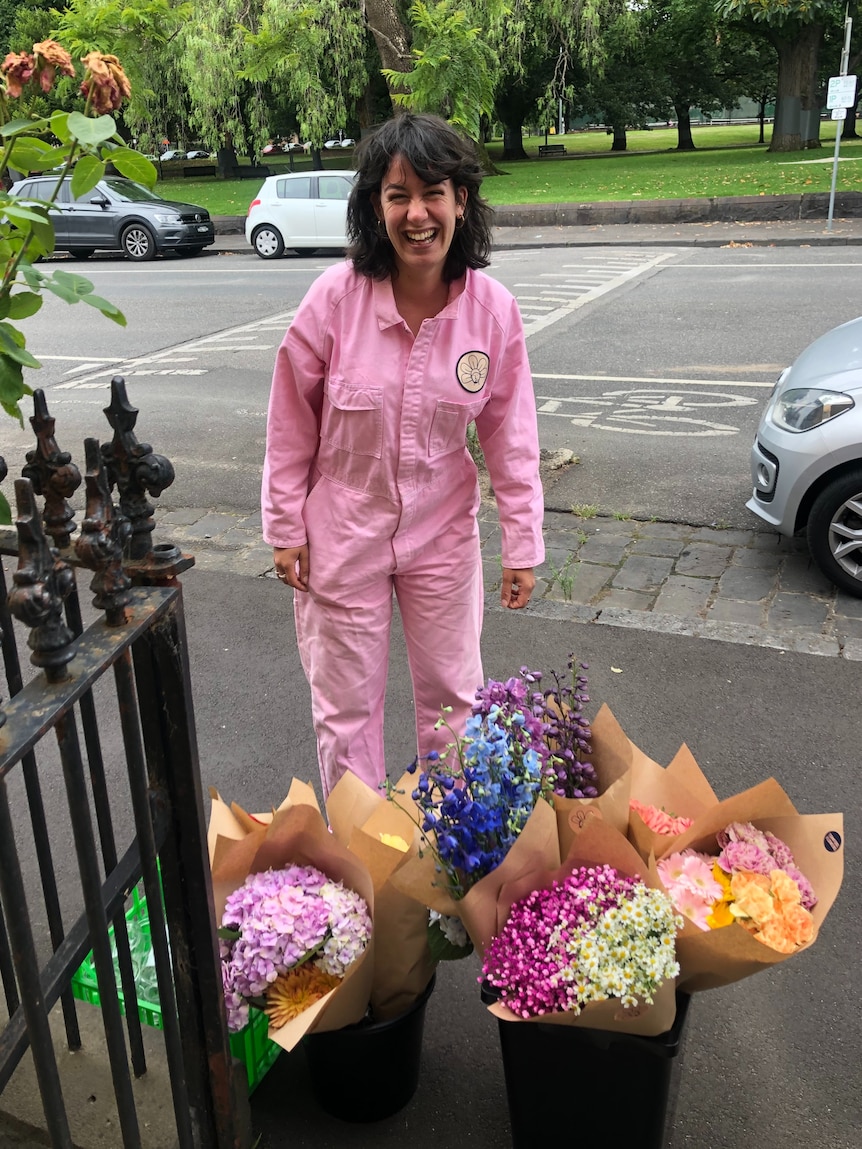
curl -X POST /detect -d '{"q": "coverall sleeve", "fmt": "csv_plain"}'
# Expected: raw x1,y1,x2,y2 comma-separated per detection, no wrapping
474,296,545,570
261,302,327,549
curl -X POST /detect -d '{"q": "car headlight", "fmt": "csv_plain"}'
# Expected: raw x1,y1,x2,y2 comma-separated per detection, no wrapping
770,387,855,432
153,212,181,224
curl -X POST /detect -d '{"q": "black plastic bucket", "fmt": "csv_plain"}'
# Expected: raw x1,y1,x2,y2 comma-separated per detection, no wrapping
303,975,436,1122
482,984,690,1149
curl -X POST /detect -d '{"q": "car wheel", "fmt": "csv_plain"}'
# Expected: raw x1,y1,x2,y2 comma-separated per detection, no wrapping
806,468,862,597
68,248,95,260
122,223,156,261
293,248,317,257
252,225,284,259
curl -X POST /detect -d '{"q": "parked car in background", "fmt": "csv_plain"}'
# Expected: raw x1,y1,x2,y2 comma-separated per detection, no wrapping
158,149,184,161
245,169,356,258
747,315,862,597
324,138,355,149
185,150,211,160
10,175,215,261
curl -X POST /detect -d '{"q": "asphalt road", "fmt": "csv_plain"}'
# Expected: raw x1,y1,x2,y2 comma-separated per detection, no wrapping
6,244,862,530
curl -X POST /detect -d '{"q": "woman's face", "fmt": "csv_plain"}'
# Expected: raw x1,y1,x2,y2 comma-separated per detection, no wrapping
372,155,466,280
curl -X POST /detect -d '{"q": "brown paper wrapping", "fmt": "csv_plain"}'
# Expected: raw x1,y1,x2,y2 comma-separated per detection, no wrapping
644,779,845,991
486,815,678,1037
627,742,719,862
554,704,633,856
208,788,374,1052
326,772,436,1020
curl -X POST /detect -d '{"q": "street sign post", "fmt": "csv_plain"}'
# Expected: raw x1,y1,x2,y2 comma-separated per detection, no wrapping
828,16,854,232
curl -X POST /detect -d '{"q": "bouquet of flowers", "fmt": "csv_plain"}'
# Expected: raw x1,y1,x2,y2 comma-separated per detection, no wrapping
626,741,719,863
481,816,682,1036
220,863,370,1032
208,780,375,1050
658,821,816,953
325,771,441,1020
645,778,843,990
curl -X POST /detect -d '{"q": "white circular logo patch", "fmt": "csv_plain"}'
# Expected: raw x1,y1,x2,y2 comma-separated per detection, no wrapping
456,351,490,394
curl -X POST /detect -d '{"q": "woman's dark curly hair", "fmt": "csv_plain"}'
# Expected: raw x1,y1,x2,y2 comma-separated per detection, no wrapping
347,112,493,282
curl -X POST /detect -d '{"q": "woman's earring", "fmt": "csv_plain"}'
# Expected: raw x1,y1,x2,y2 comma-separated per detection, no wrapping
376,217,388,237
455,210,466,230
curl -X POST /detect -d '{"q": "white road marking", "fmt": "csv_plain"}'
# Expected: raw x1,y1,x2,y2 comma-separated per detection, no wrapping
532,372,773,388
537,387,759,436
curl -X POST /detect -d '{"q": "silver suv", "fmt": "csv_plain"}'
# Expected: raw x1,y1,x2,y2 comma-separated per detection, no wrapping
10,175,215,261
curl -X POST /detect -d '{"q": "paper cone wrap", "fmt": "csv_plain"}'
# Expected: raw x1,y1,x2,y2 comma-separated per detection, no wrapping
208,786,374,1052
645,779,844,991
554,704,633,856
485,814,678,1037
627,742,719,862
326,772,436,1020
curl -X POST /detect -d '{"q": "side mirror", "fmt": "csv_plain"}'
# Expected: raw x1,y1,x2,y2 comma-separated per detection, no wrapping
89,195,110,207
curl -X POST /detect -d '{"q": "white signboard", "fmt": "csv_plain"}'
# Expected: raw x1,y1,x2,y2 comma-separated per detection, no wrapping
827,75,857,108
832,107,848,120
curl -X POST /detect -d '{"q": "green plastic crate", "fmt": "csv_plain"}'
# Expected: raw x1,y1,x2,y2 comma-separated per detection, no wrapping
70,886,280,1093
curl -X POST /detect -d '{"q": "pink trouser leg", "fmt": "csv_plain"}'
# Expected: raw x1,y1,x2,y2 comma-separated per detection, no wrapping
396,525,484,763
294,578,394,799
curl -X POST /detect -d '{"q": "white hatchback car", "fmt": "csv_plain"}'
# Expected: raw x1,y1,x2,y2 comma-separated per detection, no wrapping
747,315,862,596
245,169,356,259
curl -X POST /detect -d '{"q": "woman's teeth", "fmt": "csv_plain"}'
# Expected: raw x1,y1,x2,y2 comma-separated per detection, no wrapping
406,229,435,244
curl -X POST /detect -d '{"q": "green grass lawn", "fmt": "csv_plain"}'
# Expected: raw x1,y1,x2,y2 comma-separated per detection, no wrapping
160,123,862,216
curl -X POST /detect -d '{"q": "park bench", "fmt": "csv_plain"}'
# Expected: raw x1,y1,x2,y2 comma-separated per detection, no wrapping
538,143,567,157
237,165,273,179
183,165,216,178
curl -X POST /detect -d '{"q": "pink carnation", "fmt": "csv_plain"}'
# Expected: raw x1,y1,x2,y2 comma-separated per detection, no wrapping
630,799,693,836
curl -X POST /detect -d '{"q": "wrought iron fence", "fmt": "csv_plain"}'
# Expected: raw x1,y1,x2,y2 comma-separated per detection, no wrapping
0,380,251,1149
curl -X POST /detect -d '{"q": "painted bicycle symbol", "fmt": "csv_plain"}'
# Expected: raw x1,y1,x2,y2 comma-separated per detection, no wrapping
537,388,759,437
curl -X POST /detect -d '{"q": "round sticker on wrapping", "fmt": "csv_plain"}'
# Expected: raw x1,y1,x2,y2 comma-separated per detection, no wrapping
824,830,842,853
456,351,490,393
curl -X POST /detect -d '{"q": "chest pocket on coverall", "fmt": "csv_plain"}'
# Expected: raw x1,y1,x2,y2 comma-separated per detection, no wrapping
429,398,486,457
321,377,384,458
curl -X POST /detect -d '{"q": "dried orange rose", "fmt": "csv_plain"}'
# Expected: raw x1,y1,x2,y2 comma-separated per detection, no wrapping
80,51,131,114
2,52,35,98
32,40,74,92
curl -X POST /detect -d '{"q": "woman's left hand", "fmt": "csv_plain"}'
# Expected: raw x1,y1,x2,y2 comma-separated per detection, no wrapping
501,567,536,610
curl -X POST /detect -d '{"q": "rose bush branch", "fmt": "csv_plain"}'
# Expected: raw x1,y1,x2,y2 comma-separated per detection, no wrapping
0,42,156,521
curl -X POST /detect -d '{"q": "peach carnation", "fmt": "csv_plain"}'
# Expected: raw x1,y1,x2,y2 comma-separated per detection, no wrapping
630,799,694,836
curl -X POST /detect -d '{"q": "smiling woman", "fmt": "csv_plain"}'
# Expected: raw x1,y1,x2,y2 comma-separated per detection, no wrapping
261,113,546,801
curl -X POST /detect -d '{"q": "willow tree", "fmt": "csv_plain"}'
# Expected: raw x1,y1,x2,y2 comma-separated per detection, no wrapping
241,0,368,164
716,0,831,151
52,0,191,150
177,0,270,172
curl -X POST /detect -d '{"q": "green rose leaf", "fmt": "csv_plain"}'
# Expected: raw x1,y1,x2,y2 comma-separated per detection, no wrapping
7,292,43,320
108,148,157,189
0,354,35,427
67,111,117,147
71,155,106,200
0,489,11,526
50,111,73,144
0,322,41,367
80,294,127,325
8,137,60,173
1,117,51,138
52,269,96,298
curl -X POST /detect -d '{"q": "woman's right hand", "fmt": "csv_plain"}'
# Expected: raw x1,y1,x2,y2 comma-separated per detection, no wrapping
273,545,309,592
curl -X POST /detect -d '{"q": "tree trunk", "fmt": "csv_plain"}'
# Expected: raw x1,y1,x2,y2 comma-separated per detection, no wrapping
769,22,822,153
501,120,528,160
217,133,238,179
363,0,412,111
674,103,695,151
758,96,767,144
310,147,324,170
611,123,627,152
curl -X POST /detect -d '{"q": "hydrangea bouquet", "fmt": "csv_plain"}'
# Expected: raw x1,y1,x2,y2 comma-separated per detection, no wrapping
209,782,375,1050
219,863,371,1032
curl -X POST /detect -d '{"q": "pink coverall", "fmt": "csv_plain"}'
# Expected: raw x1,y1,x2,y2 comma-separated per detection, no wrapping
262,262,544,797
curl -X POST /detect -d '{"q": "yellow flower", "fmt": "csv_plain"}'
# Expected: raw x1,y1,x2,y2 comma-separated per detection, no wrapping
264,966,341,1028
379,832,409,852
706,901,734,929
